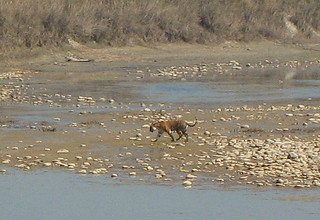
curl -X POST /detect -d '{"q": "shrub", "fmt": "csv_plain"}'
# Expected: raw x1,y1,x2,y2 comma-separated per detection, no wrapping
0,0,319,50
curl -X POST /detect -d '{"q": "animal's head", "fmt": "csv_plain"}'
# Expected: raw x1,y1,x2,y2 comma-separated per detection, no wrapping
149,122,156,132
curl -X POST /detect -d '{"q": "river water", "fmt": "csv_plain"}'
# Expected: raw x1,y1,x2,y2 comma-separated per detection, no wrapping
140,68,320,106
0,170,319,220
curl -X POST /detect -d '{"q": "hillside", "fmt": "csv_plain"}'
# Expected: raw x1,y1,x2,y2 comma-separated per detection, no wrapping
0,0,320,51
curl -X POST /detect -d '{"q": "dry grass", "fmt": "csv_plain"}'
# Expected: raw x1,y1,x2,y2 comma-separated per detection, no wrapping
0,0,320,51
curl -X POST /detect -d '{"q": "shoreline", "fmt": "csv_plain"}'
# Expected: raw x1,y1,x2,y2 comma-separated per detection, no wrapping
1,41,320,189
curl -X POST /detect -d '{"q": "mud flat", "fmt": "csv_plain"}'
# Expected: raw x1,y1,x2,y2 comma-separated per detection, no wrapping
1,41,320,190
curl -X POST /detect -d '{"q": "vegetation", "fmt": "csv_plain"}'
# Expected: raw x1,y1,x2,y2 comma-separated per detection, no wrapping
0,0,320,50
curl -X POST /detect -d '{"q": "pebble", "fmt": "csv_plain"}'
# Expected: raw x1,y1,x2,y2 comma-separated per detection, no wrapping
146,166,154,171
186,174,197,179
155,173,163,179
232,66,242,70
43,162,52,167
15,164,30,169
183,180,193,187
78,169,87,174
57,149,69,154
240,124,250,129
2,159,10,164
288,152,299,160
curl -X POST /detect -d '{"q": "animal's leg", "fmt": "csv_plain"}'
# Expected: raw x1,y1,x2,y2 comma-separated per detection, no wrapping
152,131,163,142
176,131,183,141
167,130,175,142
183,132,189,142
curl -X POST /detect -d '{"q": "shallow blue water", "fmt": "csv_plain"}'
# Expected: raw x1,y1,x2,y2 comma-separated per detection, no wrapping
0,170,319,220
141,79,320,106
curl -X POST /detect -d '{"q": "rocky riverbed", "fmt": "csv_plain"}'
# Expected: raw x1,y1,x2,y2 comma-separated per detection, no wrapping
1,42,320,189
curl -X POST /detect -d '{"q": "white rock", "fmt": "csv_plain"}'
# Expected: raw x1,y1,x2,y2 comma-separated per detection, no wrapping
2,159,10,164
83,162,91,166
186,174,197,179
57,149,69,154
183,180,193,187
43,162,52,167
78,169,87,174
240,124,250,129
146,166,154,171
288,152,298,160
155,174,163,179
232,66,242,70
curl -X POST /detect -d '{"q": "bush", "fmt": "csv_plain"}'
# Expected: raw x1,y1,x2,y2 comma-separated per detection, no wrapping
0,0,319,50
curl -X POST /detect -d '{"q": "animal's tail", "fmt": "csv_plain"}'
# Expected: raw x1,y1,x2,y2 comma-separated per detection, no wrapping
186,117,197,127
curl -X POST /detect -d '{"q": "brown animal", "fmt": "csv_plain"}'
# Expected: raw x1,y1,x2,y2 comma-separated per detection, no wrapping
149,118,197,142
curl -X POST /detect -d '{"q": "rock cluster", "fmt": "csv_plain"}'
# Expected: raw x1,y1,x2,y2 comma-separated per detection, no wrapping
137,58,320,80
2,59,320,190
